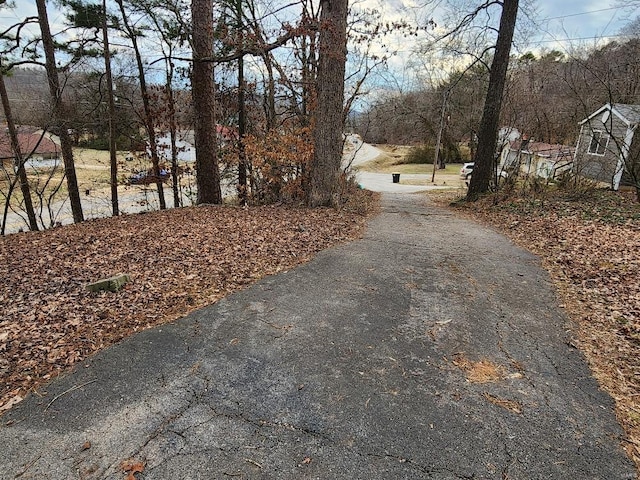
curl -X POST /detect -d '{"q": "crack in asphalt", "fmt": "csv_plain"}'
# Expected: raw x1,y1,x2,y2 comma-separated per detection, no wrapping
2,193,636,480
362,451,476,479
120,382,484,480
382,208,453,218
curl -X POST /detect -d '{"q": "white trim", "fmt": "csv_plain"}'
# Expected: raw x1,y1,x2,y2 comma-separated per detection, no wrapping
587,129,609,156
613,126,635,190
580,103,612,125
573,124,583,175
580,103,637,128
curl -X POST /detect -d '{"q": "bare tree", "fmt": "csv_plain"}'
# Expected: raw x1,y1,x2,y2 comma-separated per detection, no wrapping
132,0,191,208
35,0,84,223
114,0,167,210
101,0,119,216
467,0,519,201
0,66,38,233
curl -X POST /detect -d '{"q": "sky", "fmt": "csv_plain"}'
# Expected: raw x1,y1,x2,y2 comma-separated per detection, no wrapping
1,0,638,91
526,0,637,52
4,0,636,48
358,0,637,52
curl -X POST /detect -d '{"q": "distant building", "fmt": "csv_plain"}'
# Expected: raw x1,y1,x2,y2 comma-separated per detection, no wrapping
0,126,59,166
178,125,238,151
500,138,574,180
574,103,640,190
215,124,238,145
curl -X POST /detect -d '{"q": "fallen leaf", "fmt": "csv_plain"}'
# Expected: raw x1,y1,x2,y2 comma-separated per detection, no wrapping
0,198,377,415
0,395,23,412
120,458,145,475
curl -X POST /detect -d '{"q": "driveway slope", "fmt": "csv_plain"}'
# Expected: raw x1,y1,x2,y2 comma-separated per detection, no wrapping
0,193,634,479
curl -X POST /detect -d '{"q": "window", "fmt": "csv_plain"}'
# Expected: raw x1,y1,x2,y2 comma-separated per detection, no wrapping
588,130,609,156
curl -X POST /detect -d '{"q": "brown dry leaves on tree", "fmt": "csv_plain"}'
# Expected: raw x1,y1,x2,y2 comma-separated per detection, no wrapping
0,194,378,414
438,188,640,470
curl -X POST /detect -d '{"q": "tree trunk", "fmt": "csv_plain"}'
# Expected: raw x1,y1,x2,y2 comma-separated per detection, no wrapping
0,70,38,233
237,0,247,206
308,0,349,207
115,0,166,210
102,0,119,217
168,85,181,208
237,52,247,205
466,0,519,201
35,0,84,223
262,53,276,130
191,0,222,204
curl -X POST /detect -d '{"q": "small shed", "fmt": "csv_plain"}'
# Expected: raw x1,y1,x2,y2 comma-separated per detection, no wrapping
500,139,574,180
574,103,640,190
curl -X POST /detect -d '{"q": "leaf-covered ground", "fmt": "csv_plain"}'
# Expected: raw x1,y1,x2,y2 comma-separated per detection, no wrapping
0,193,378,413
434,188,640,472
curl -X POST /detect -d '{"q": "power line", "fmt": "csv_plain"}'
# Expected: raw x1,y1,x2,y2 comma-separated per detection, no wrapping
529,34,626,45
540,6,625,22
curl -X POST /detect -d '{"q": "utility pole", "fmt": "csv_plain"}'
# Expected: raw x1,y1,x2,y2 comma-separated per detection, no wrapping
432,91,449,183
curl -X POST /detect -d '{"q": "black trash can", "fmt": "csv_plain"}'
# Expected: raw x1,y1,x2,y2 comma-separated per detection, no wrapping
392,173,400,183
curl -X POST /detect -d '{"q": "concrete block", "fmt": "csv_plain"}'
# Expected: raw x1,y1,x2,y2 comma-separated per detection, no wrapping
86,273,131,293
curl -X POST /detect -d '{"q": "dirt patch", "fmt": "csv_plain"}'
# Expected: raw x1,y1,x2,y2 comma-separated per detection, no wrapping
453,353,505,384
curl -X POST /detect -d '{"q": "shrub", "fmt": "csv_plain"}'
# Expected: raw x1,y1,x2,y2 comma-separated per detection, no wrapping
243,127,313,204
405,143,463,165
405,145,436,164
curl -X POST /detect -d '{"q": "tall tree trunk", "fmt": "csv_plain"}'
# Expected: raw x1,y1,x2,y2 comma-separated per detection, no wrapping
0,70,38,233
308,0,349,207
262,52,276,130
192,0,222,204
237,53,247,205
35,0,84,223
115,0,166,209
167,84,181,208
466,0,519,201
102,0,119,217
237,12,247,205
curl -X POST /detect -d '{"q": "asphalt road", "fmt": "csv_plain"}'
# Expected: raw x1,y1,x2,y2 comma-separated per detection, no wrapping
0,193,635,479
344,137,459,193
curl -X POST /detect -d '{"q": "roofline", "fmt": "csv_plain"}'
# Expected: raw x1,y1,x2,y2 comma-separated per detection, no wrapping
579,102,636,128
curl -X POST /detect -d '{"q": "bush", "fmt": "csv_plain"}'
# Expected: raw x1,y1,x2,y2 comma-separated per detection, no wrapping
78,137,110,150
405,143,463,165
405,145,436,164
77,134,140,151
243,127,313,204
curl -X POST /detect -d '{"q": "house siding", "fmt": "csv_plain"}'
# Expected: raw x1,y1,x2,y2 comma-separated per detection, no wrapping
575,115,627,186
621,132,640,186
500,140,573,181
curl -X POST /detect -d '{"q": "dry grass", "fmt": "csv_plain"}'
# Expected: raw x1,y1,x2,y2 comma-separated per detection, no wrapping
482,393,523,414
355,144,464,177
0,148,132,206
453,353,506,384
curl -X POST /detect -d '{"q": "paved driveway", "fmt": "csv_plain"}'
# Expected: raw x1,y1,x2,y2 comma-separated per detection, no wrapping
0,193,635,479
344,137,459,193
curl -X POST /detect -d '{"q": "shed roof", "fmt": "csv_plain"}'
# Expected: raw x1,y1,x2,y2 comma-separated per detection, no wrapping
508,139,574,158
580,103,640,128
612,103,640,126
